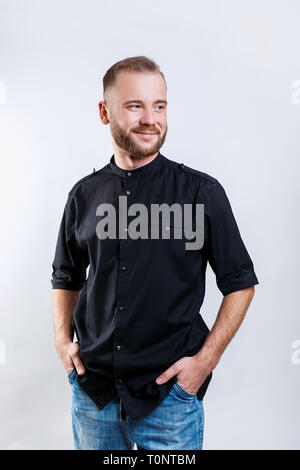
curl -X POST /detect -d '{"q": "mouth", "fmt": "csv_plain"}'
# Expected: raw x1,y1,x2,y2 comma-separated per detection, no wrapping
135,131,155,135
134,131,157,136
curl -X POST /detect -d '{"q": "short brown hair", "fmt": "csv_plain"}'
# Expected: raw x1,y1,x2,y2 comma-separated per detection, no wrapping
103,55,167,104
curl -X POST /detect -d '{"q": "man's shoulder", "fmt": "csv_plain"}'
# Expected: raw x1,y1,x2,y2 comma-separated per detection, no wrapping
179,162,218,184
67,163,108,197
164,155,219,185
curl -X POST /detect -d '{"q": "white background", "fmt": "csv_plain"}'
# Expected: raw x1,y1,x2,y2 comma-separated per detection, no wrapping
0,0,299,449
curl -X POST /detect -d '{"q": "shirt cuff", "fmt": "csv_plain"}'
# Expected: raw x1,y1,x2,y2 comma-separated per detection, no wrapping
51,278,85,290
217,270,259,296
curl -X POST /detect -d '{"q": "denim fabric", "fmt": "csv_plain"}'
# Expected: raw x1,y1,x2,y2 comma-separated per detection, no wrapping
68,368,204,450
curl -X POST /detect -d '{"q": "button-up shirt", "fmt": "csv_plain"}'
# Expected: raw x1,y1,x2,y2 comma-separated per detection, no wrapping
51,150,259,422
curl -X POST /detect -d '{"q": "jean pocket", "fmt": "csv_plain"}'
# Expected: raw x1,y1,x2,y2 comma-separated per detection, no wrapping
67,367,77,384
172,380,197,400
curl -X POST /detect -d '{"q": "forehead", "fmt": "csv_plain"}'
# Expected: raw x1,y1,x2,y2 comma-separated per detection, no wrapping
113,71,166,102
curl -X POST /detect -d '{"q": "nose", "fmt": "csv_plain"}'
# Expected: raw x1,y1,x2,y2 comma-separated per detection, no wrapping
139,108,156,126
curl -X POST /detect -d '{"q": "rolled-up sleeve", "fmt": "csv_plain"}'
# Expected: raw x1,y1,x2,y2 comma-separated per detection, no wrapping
205,181,259,296
51,193,89,290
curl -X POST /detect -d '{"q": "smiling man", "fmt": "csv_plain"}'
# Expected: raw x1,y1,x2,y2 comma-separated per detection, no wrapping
51,56,259,450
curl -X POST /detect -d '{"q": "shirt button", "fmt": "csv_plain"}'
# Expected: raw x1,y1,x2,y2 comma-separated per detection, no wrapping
121,266,127,271
127,172,131,176
126,190,131,195
118,305,125,311
116,378,123,384
116,345,123,351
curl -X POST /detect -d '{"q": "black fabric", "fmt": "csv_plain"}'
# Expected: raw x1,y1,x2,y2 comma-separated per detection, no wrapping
51,150,259,422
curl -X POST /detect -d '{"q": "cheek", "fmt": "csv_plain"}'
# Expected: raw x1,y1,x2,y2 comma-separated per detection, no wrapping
157,118,167,130
122,111,139,126
112,110,132,129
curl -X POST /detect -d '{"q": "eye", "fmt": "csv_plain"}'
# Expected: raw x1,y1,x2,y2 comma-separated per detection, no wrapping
129,105,140,109
155,105,164,111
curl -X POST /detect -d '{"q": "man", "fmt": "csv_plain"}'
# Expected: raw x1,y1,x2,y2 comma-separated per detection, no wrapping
51,56,259,450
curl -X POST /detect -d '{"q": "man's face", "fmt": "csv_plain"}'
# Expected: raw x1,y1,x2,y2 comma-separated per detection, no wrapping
104,71,168,158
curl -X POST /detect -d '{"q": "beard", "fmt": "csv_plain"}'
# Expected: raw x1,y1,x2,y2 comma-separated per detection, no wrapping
109,119,168,159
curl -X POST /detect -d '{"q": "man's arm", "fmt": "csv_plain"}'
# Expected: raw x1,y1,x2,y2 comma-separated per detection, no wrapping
155,286,255,392
52,289,86,376
156,180,259,391
194,285,255,370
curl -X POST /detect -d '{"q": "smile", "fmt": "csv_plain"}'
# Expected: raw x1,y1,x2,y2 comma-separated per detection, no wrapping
134,131,157,135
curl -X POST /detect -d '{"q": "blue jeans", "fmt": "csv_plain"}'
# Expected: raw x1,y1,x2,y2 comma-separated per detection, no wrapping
68,368,204,450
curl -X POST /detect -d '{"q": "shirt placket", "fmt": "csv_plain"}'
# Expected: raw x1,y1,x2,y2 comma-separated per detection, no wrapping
113,169,137,390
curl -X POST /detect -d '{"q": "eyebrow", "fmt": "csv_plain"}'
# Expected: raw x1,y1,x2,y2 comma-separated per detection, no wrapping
123,99,168,105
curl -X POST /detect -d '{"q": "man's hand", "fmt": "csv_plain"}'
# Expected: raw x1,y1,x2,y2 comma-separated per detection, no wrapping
55,340,86,376
155,355,212,394
52,289,85,376
155,287,256,393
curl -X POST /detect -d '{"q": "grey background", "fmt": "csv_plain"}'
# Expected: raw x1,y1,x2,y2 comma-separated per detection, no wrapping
0,0,299,450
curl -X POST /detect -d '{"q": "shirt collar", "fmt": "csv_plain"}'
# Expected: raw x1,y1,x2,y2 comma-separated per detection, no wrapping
108,150,165,177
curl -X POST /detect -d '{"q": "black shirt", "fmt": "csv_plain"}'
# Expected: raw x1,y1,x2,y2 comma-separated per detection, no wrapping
51,150,259,423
